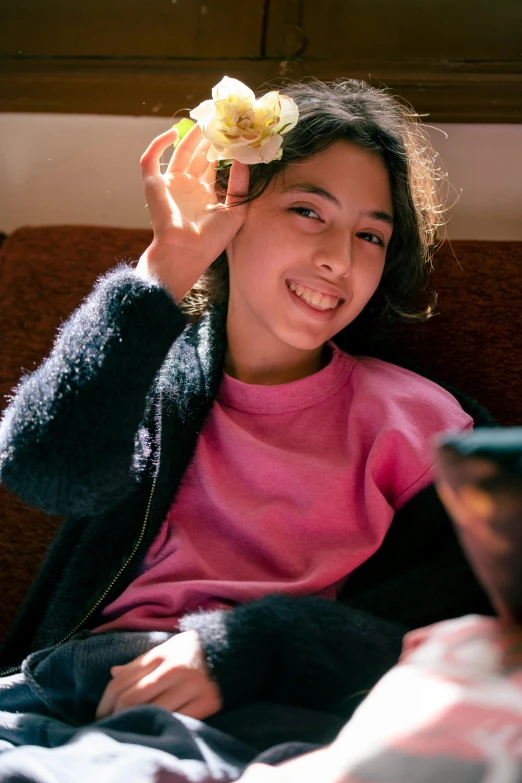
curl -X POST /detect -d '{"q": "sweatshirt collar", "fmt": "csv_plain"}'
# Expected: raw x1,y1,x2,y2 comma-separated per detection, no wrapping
217,341,354,414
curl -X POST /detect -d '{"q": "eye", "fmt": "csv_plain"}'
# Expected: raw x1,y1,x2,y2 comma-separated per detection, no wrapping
289,206,322,221
357,231,386,247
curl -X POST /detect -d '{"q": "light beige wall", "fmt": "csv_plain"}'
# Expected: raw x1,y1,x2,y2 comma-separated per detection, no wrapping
0,114,521,240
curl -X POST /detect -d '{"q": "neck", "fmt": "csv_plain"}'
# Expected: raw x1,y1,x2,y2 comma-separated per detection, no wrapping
225,304,328,386
224,348,325,385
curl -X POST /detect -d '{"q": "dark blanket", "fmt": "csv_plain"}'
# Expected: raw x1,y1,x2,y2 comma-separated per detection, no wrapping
0,630,345,782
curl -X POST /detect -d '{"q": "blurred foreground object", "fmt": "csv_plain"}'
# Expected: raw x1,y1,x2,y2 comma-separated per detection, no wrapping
437,428,522,624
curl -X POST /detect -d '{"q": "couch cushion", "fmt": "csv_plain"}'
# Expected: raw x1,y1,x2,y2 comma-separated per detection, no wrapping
394,240,522,428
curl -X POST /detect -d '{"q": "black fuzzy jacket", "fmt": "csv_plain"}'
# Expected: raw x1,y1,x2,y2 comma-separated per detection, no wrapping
0,266,494,717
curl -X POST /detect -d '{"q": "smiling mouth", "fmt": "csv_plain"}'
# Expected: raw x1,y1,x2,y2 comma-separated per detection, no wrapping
286,280,344,311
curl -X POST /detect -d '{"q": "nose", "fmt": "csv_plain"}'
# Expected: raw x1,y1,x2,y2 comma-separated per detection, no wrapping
312,232,352,276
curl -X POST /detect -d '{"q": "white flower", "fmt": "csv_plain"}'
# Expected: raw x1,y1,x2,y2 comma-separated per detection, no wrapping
189,76,299,165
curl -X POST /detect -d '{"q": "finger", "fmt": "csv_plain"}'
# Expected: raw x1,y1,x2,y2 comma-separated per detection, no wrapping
167,122,203,174
186,138,213,179
111,678,193,718
108,649,161,680
140,128,178,180
111,663,185,714
148,679,214,716
201,158,219,188
95,659,157,719
113,645,163,672
173,691,222,720
224,160,250,209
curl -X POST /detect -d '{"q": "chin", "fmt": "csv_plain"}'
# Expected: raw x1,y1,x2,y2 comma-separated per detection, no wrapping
277,327,335,352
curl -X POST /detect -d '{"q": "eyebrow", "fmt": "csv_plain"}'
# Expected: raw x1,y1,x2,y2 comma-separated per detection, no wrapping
282,183,395,227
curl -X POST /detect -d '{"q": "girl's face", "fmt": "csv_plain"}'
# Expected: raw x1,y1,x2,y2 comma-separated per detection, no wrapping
226,140,394,354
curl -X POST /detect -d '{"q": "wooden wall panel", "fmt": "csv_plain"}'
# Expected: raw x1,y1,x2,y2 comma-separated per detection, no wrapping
266,0,522,61
1,0,265,58
0,0,520,122
265,0,522,123
0,60,280,118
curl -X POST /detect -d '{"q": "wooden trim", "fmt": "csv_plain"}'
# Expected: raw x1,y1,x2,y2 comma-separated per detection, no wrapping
2,0,266,59
1,57,520,123
266,0,522,62
2,0,520,122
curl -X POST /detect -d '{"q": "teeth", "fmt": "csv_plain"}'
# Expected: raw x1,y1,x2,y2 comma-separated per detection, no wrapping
288,281,340,311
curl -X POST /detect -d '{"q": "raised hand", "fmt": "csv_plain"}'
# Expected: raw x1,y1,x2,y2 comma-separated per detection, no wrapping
136,123,249,301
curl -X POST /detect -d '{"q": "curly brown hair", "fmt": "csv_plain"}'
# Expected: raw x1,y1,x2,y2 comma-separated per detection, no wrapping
180,78,447,340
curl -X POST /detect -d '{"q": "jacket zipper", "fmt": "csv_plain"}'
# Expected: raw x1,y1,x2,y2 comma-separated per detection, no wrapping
56,471,158,643
0,472,158,679
1,399,163,679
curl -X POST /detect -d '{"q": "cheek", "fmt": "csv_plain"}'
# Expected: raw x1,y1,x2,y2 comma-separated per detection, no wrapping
230,223,287,288
336,255,385,328
357,253,386,297
372,257,386,288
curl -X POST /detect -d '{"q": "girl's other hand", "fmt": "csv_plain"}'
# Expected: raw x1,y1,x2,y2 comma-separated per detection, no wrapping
95,629,222,721
136,123,249,301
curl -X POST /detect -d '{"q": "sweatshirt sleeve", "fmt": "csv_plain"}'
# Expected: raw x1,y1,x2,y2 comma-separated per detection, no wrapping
0,265,187,519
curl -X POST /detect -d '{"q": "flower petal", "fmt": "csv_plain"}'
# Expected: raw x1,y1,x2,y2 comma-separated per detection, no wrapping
225,145,267,164
212,76,255,103
203,115,236,146
256,90,281,115
192,78,299,165
273,96,299,135
189,100,215,128
223,133,283,164
256,133,284,162
220,132,261,150
205,144,221,163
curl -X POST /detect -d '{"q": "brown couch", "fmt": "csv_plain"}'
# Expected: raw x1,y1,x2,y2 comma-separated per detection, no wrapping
0,225,521,647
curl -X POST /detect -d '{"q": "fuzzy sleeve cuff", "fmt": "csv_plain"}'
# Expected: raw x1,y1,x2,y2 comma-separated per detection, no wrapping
180,594,405,717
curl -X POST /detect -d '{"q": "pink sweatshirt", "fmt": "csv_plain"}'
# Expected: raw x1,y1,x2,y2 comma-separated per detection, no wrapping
94,342,473,633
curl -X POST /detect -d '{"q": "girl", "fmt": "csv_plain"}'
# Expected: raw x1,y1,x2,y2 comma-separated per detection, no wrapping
0,78,493,775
